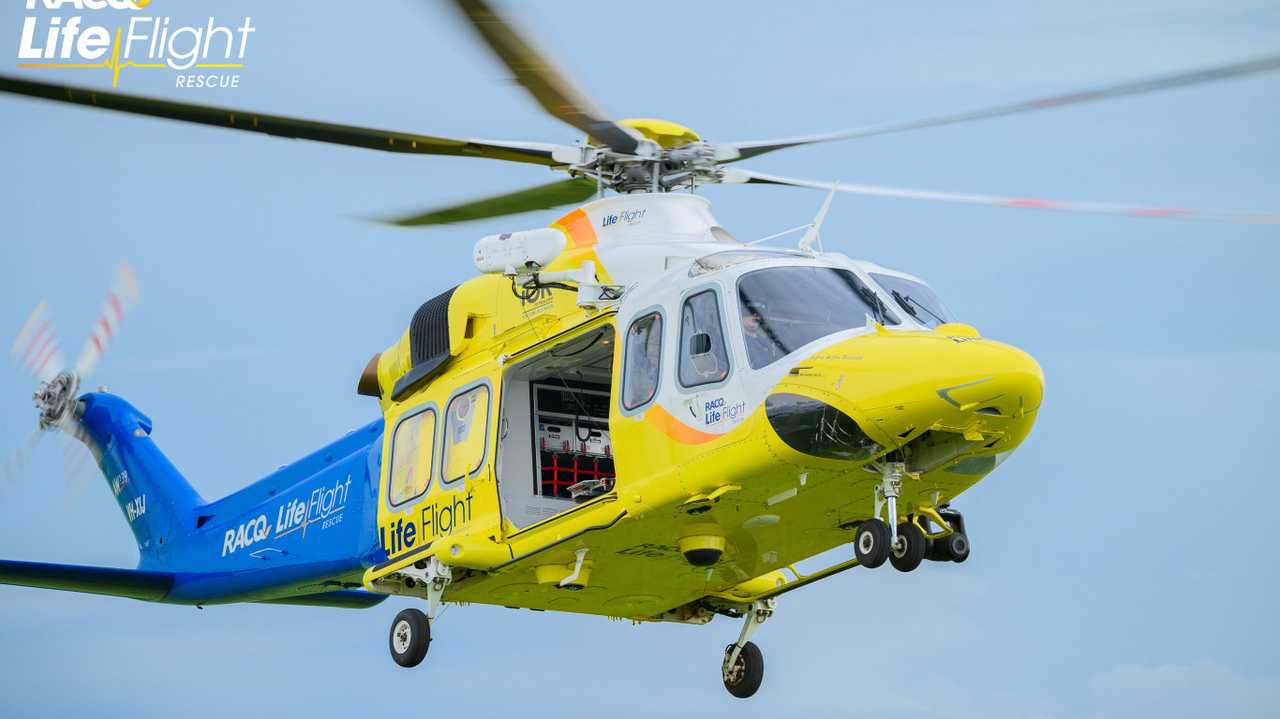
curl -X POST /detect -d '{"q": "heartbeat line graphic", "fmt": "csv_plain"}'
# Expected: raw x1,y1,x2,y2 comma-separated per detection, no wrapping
16,27,243,87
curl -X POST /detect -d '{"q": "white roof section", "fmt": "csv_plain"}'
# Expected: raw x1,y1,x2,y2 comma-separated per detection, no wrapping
577,193,738,247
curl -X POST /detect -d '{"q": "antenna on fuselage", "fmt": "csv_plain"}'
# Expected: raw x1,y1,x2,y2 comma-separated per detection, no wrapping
798,182,839,254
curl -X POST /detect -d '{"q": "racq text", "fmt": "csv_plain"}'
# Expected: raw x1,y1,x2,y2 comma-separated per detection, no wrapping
176,74,240,88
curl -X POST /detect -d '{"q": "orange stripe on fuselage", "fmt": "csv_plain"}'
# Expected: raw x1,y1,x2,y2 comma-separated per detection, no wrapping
552,208,597,249
645,403,721,445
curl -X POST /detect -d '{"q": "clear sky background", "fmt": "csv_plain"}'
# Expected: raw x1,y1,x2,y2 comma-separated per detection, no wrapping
1,1,1277,716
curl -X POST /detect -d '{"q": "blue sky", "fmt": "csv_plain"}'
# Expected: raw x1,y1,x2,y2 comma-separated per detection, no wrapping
1,1,1278,716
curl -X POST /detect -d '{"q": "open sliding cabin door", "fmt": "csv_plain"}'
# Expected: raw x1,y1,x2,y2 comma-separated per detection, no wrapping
495,321,618,533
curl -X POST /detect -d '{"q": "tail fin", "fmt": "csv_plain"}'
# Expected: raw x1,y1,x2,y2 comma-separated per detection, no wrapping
76,392,203,568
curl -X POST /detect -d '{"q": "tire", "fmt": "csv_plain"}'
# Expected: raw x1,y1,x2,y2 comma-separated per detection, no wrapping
925,537,951,562
722,641,764,699
949,532,971,563
889,522,926,572
388,608,431,668
854,518,890,569
925,531,971,563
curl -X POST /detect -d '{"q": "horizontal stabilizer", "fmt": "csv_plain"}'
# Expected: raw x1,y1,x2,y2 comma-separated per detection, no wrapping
0,559,173,601
256,590,388,609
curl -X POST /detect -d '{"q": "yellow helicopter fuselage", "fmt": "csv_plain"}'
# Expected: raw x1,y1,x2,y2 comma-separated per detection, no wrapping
363,193,1043,622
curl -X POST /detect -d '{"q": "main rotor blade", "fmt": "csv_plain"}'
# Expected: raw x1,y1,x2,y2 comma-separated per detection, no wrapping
382,176,597,227
449,0,641,155
0,75,567,166
725,169,1280,224
721,53,1280,161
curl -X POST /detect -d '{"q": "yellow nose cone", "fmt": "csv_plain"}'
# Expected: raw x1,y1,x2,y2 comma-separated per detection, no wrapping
777,330,1044,452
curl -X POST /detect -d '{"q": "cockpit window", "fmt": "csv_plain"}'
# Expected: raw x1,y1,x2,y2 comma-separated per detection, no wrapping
870,273,951,329
622,312,663,410
737,266,898,369
678,290,730,387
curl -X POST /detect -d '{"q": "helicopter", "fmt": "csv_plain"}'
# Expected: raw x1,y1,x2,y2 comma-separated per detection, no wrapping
1,0,1277,700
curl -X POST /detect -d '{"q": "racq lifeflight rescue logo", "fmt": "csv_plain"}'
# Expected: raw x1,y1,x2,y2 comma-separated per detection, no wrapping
16,0,256,88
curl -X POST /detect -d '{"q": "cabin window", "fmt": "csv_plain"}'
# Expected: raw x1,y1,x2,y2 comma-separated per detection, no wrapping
737,266,899,369
678,290,730,387
622,311,663,410
441,384,491,484
388,408,436,506
870,273,952,329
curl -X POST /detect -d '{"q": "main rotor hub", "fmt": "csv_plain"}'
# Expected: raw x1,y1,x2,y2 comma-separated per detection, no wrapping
580,118,726,194
616,118,701,149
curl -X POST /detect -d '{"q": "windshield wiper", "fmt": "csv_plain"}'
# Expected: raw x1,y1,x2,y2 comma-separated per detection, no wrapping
854,284,888,324
892,290,945,326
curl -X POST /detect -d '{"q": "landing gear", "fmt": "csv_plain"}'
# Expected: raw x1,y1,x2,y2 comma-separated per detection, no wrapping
927,531,971,563
386,556,453,669
722,641,764,698
721,599,772,698
924,508,971,562
400,556,453,619
388,608,431,668
854,519,890,568
860,464,968,570
889,521,926,572
863,463,916,571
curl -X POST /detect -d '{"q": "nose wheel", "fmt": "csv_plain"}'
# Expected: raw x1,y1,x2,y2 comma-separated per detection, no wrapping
854,518,890,567
859,464,964,572
889,521,926,571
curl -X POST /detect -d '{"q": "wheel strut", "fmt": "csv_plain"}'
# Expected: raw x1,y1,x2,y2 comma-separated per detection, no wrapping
874,462,905,552
401,556,452,620
723,599,773,674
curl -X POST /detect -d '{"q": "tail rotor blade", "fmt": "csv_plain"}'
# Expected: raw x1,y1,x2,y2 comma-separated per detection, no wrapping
61,432,96,498
11,300,66,382
0,430,44,498
73,264,139,379
723,169,1280,224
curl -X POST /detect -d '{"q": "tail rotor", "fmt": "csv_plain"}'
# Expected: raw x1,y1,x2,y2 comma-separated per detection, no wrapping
2,264,139,496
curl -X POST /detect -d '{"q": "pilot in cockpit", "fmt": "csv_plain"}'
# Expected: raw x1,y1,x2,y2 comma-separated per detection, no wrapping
741,301,785,367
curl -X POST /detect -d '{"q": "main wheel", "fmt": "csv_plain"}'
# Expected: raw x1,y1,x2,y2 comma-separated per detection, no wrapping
722,641,764,698
854,518,890,568
889,522,926,572
388,608,431,668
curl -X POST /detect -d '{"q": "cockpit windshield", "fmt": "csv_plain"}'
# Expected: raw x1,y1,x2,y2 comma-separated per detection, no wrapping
737,266,898,369
870,273,952,329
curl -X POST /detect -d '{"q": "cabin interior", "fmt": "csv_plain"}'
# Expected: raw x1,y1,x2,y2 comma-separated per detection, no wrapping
496,325,617,529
